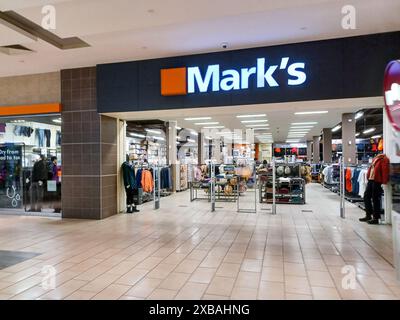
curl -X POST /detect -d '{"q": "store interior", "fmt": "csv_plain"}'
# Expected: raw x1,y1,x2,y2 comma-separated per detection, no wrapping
116,98,396,225
0,115,62,216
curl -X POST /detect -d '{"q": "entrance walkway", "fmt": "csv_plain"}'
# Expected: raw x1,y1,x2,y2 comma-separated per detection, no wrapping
0,184,398,300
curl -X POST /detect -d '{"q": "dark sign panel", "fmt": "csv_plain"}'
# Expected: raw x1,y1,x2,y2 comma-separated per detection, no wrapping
97,32,400,113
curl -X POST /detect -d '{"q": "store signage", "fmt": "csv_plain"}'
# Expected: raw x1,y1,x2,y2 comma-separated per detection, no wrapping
160,57,306,96
383,60,400,132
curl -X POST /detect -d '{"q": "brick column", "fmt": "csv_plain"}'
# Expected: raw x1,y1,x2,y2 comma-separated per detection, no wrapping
61,67,117,219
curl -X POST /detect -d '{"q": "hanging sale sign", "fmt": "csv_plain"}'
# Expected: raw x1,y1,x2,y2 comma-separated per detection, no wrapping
384,60,400,132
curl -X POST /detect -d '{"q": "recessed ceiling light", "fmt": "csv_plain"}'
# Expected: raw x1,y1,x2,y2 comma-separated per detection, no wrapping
236,114,266,118
363,128,376,134
145,128,162,134
245,124,269,127
152,136,165,141
331,125,342,132
355,111,364,120
194,122,219,125
202,126,225,129
291,122,318,125
184,117,212,121
130,133,146,138
294,111,328,115
241,119,268,123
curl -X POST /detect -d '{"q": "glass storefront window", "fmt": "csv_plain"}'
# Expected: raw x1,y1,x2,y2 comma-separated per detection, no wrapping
0,115,62,216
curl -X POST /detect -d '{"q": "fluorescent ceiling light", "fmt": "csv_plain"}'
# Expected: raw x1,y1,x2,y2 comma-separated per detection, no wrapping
187,138,196,143
290,125,314,129
130,133,146,138
371,135,381,139
145,128,162,134
355,111,364,120
241,119,268,123
286,139,300,143
175,126,181,130
363,128,375,134
331,125,342,132
205,136,212,140
194,122,219,125
289,130,310,132
153,136,165,141
190,130,198,136
184,117,211,121
245,124,269,127
202,126,225,129
294,111,328,115
236,114,266,118
52,118,62,123
355,132,360,137
291,122,318,125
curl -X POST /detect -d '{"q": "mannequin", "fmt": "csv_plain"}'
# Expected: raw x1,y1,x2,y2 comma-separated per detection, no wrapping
121,161,139,213
359,154,390,224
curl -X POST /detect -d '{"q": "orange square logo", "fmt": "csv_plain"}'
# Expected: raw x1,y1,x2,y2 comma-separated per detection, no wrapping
161,67,187,96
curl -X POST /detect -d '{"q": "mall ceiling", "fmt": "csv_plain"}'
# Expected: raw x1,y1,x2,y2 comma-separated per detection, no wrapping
0,0,400,77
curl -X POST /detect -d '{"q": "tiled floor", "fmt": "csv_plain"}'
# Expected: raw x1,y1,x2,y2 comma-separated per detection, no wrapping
0,183,399,300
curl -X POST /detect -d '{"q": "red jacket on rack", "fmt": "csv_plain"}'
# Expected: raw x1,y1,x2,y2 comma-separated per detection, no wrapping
367,154,390,185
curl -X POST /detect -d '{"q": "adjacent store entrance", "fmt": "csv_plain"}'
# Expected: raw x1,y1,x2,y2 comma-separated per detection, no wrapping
0,114,62,217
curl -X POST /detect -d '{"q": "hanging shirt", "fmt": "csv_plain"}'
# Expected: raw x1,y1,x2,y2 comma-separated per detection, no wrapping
358,169,368,197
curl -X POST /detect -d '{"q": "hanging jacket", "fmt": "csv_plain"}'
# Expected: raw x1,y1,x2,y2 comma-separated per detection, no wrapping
367,154,390,185
141,170,154,192
136,169,143,189
121,162,137,190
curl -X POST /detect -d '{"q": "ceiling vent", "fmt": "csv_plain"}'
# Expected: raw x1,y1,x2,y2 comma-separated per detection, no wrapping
0,44,34,55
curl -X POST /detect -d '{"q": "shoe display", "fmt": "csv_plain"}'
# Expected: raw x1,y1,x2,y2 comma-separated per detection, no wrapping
367,219,379,225
359,216,371,222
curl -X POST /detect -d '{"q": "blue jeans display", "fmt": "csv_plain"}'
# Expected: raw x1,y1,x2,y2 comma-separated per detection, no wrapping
56,131,61,146
36,129,45,147
44,129,51,147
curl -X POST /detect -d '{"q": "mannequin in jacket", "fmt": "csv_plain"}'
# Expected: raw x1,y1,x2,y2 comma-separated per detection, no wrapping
121,161,139,213
359,154,390,224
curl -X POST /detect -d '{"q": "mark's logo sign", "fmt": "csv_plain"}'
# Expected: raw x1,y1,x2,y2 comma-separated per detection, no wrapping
161,57,307,96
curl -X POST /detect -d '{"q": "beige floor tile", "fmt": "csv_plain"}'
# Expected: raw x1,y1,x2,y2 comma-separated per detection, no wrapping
158,272,190,291
304,259,328,272
65,290,97,300
189,268,216,284
202,294,230,300
80,272,121,292
126,277,161,298
261,267,284,282
357,275,393,295
175,259,201,274
175,282,208,300
284,263,307,277
263,255,284,268
223,252,245,264
146,263,176,280
323,255,346,267
216,263,241,278
135,257,163,270
91,284,131,300
369,293,399,300
38,279,87,300
118,295,142,300
230,286,258,300
147,288,177,300
258,281,285,300
235,272,260,289
187,250,209,261
307,271,335,288
285,293,313,300
241,259,262,273
311,286,341,300
285,276,312,295
115,268,148,286
205,276,235,296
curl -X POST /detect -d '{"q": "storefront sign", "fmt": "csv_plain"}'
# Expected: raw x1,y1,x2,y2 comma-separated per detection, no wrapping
160,58,306,96
97,31,400,113
384,60,400,132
